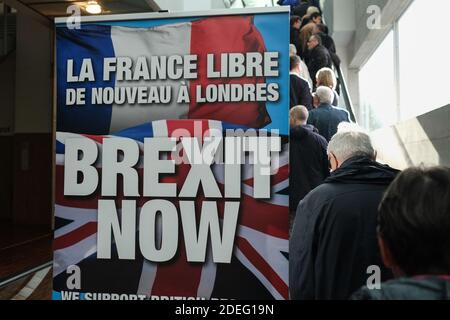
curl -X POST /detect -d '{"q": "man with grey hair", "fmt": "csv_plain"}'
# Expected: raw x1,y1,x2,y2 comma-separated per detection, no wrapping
308,86,350,141
290,129,399,300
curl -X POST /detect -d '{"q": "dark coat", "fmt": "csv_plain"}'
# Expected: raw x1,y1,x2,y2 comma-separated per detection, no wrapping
289,124,329,211
317,32,341,67
293,0,322,18
290,74,313,110
290,157,399,300
290,27,302,57
293,3,310,19
307,103,350,142
307,44,332,87
308,0,321,12
351,276,450,300
278,0,299,8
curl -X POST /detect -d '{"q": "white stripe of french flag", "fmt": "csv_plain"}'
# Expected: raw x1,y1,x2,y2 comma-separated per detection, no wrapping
108,16,271,133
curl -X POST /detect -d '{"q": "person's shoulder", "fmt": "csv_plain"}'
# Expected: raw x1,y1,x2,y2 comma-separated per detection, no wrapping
303,124,326,142
311,130,328,146
299,182,336,211
350,286,384,300
351,277,450,300
332,106,350,117
307,108,320,119
290,73,301,83
333,106,349,113
311,106,327,116
298,76,310,87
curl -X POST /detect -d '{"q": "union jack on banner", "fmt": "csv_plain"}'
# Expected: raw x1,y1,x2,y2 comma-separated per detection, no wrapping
53,119,289,300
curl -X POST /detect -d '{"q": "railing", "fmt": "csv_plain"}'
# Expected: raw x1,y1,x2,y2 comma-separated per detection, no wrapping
335,65,357,123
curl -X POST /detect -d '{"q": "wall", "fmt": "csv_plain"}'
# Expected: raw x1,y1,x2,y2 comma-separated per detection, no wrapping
155,0,226,11
342,0,450,169
350,0,411,68
0,53,14,134
154,0,184,11
0,134,12,222
15,12,52,133
11,10,53,228
322,0,333,30
0,48,15,222
184,0,212,11
372,104,450,170
211,0,227,9
322,0,450,170
323,0,411,109
352,0,388,66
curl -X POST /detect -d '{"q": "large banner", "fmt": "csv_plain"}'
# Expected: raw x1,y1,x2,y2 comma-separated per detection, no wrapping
53,8,290,300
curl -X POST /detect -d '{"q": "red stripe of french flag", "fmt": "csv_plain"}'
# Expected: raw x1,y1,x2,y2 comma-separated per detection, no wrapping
188,16,272,129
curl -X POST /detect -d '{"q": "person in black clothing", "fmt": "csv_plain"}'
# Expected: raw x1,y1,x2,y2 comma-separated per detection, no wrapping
352,166,450,300
292,0,311,19
293,0,321,19
290,55,313,110
290,16,302,57
290,129,399,300
314,23,341,68
289,105,329,232
277,0,299,8
306,34,332,88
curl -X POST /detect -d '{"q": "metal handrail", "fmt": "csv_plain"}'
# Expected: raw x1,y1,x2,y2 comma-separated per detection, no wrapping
335,65,357,123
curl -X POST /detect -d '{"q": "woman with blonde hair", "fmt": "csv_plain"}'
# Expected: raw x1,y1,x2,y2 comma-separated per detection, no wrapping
315,67,339,106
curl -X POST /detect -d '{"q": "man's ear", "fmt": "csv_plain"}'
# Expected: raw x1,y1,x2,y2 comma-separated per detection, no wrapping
331,153,340,170
378,235,394,269
373,150,378,161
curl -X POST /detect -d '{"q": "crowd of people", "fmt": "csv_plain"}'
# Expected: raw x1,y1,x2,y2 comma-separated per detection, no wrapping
286,1,450,300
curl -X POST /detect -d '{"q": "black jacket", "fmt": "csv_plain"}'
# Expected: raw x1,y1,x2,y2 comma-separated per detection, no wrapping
307,103,350,142
307,44,332,88
290,157,399,300
293,0,322,18
317,32,340,67
289,125,329,211
351,276,450,300
293,3,310,19
290,27,302,58
290,74,313,110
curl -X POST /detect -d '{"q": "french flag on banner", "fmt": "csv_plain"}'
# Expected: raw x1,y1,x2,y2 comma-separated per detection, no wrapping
56,16,272,135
